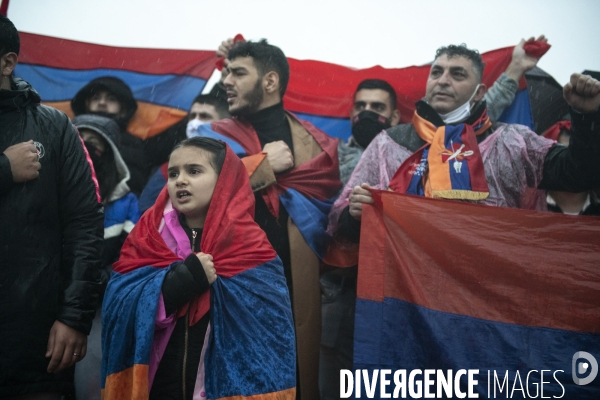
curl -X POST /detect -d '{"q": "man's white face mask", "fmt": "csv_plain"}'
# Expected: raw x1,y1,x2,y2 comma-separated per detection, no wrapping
439,84,481,124
186,119,207,139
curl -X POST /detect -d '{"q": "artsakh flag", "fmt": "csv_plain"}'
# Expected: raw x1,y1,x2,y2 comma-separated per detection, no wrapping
14,32,217,139
354,190,600,399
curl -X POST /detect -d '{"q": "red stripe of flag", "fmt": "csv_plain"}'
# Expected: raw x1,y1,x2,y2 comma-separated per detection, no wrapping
0,0,9,16
284,47,520,123
359,190,600,333
18,32,217,78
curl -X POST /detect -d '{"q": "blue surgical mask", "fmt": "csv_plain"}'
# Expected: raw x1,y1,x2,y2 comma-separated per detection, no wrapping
186,119,208,139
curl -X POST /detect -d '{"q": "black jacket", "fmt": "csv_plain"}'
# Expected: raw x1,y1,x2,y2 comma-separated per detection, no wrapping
150,218,210,399
0,78,104,396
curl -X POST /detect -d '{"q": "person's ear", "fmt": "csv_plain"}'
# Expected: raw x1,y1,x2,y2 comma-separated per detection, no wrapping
1,52,18,77
473,83,487,102
391,109,401,126
264,71,280,95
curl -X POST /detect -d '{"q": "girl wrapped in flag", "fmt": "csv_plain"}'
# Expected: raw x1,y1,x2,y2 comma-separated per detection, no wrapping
101,137,296,399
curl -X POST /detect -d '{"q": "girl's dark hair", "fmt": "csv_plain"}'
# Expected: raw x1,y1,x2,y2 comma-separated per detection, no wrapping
172,137,227,175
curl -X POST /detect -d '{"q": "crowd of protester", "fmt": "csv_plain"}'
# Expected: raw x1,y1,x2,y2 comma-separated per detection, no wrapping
1,13,599,400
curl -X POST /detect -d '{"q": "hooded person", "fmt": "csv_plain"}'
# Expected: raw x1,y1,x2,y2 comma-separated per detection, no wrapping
71,77,138,130
72,114,141,277
71,114,141,400
71,76,151,196
0,15,103,398
101,137,296,399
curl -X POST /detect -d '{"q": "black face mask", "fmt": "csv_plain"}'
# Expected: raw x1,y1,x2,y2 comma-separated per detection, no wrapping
351,110,392,149
83,140,118,202
83,140,104,166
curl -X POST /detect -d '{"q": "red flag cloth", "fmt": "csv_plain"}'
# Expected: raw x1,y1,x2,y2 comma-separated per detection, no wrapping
359,189,600,331
543,120,572,141
113,144,277,324
211,113,341,217
215,34,246,71
353,190,600,397
283,46,528,124
17,32,217,139
0,0,9,16
524,40,552,59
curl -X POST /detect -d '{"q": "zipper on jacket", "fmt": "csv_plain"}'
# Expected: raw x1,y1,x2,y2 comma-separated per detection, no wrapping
183,229,196,399
192,229,197,252
182,310,190,400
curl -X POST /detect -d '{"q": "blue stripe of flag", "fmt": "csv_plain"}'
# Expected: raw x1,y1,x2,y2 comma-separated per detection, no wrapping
294,112,351,140
497,88,534,130
14,64,207,110
406,148,428,196
206,258,296,398
279,188,335,259
354,297,600,399
444,125,472,191
101,266,168,382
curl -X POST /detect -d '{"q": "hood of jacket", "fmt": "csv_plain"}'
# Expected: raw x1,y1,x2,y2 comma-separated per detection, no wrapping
0,77,41,113
72,114,131,202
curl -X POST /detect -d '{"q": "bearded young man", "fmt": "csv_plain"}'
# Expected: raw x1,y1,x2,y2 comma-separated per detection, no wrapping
192,39,341,400
330,43,600,239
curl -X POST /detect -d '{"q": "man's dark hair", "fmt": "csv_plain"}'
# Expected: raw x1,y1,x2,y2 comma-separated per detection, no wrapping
434,44,485,82
227,39,290,97
191,93,230,119
172,137,227,175
0,15,20,56
355,79,398,110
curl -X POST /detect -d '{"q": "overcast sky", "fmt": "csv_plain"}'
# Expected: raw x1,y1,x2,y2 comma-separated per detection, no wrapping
7,0,600,85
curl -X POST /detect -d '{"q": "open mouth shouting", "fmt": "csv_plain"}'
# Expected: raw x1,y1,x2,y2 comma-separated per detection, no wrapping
176,190,192,202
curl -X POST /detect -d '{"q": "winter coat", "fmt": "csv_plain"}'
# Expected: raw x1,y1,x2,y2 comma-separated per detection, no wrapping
0,78,104,396
72,114,141,287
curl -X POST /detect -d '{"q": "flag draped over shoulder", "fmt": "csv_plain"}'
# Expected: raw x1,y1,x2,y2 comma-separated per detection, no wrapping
14,32,217,139
354,190,600,399
209,113,342,259
101,145,296,400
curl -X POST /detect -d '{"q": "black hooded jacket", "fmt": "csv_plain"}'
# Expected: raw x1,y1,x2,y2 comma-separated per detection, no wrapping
0,78,104,396
71,76,153,196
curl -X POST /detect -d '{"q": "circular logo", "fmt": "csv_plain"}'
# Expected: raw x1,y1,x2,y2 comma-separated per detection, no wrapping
34,141,45,159
572,351,598,385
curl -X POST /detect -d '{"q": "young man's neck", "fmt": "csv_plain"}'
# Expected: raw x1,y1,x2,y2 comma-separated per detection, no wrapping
1,75,12,90
254,94,281,114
